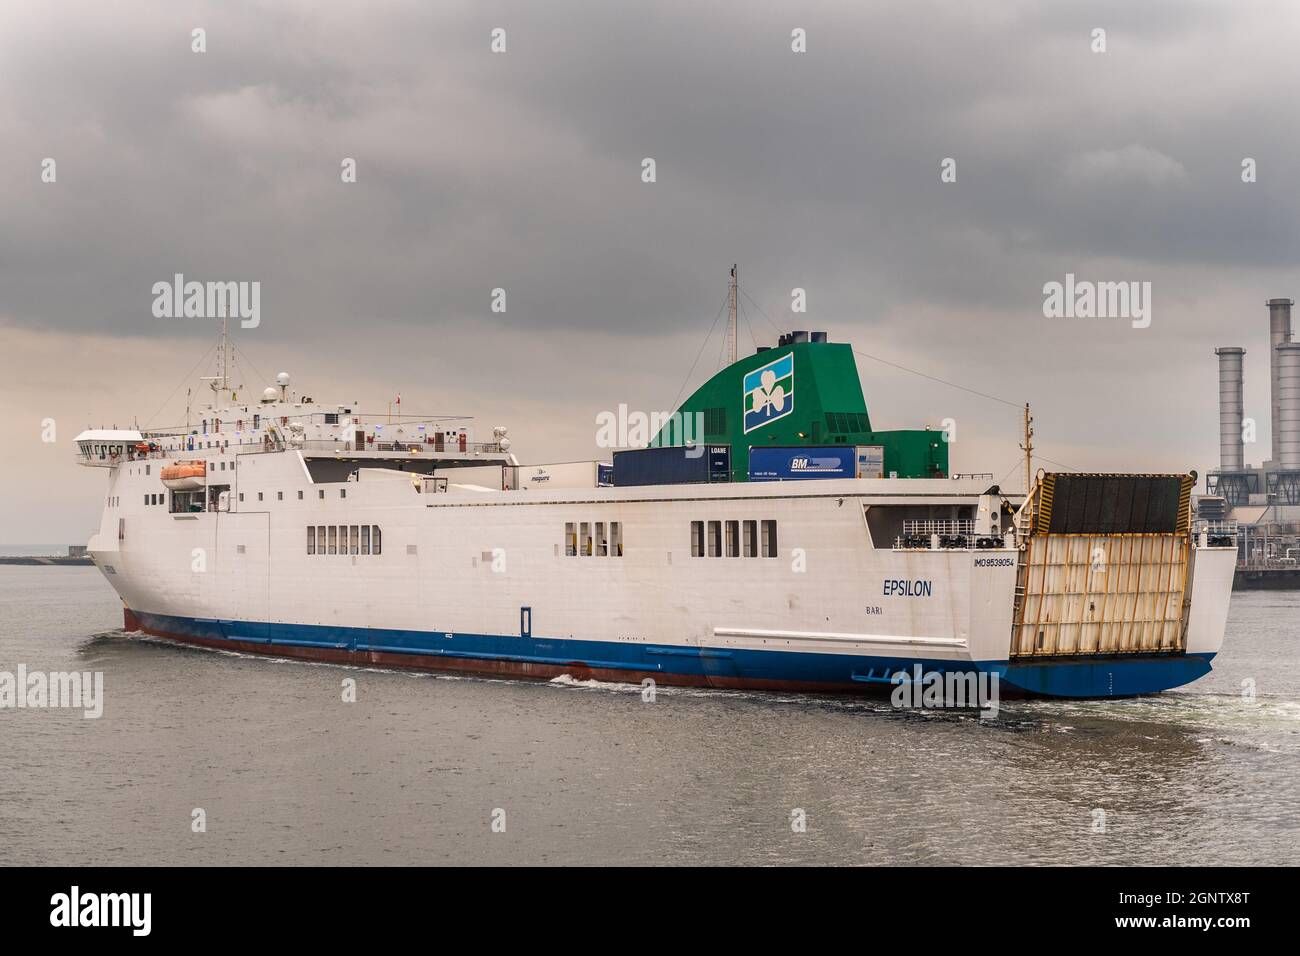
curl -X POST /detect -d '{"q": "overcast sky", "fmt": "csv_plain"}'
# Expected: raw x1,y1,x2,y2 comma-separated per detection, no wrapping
3,0,1299,543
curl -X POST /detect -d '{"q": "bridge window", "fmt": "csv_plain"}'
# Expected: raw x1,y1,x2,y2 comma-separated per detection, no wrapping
579,522,592,556
726,520,739,557
691,521,704,557
328,526,337,554
361,525,370,554
349,525,359,555
565,522,577,556
610,522,622,557
372,526,382,555
761,520,778,558
307,527,316,555
707,521,721,557
743,520,757,556
596,522,608,556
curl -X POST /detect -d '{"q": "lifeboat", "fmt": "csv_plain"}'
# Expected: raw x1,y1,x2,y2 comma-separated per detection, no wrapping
160,460,206,490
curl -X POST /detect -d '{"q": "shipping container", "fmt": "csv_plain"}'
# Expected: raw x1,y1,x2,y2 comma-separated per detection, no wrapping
748,445,884,481
613,445,731,486
514,460,608,490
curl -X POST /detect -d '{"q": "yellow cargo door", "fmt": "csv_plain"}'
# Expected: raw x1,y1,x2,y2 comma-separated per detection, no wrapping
1011,473,1194,658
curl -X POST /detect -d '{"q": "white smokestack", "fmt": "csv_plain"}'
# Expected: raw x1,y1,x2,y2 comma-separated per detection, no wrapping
1215,347,1245,471
1277,342,1300,469
1268,298,1294,463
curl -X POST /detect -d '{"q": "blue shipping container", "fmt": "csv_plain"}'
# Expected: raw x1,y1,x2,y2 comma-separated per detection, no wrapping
749,445,860,480
613,445,731,486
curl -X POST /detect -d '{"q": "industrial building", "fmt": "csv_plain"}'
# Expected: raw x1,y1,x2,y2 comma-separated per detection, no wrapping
1202,298,1300,585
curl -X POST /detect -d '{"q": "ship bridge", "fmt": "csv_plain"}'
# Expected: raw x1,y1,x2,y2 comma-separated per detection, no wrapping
74,429,148,467
73,368,516,492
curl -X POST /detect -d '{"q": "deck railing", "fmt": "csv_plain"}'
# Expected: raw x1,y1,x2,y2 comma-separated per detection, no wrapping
77,438,510,465
893,518,1009,551
900,519,976,537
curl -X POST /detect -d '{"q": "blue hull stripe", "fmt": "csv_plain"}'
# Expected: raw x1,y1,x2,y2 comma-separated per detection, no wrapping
129,610,1215,699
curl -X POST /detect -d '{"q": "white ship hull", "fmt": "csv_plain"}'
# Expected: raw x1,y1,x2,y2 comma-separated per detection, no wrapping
84,447,1236,698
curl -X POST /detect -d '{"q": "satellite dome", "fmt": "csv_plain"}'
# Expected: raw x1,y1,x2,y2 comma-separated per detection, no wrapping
276,372,291,387
262,386,278,402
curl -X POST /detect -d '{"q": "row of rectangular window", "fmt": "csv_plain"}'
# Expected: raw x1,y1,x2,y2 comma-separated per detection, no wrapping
307,525,382,555
151,488,340,508
564,521,623,557
239,490,336,502
690,520,777,557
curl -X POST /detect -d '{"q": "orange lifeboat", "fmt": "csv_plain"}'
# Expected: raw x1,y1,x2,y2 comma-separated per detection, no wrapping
161,460,206,490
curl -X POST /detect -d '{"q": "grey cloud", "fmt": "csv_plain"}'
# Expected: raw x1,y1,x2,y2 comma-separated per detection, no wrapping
2,0,1300,544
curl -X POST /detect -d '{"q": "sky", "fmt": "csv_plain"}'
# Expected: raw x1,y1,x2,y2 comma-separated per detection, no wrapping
2,0,1299,544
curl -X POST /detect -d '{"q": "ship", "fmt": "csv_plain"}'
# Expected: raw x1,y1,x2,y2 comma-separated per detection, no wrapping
76,285,1236,699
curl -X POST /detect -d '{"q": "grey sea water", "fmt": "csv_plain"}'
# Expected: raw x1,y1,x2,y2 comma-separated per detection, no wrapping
0,566,1296,866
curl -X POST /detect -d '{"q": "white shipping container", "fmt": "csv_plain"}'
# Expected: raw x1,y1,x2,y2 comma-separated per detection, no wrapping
515,460,606,490
856,445,885,479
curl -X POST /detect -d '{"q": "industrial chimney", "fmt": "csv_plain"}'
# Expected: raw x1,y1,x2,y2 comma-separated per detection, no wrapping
1268,298,1294,463
1215,347,1246,470
1278,342,1300,469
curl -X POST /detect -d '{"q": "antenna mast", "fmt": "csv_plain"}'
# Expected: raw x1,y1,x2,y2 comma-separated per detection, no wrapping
1020,402,1034,494
219,311,229,396
200,310,233,405
727,264,738,365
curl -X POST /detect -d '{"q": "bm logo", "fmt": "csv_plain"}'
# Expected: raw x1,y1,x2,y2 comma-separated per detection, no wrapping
743,352,794,434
